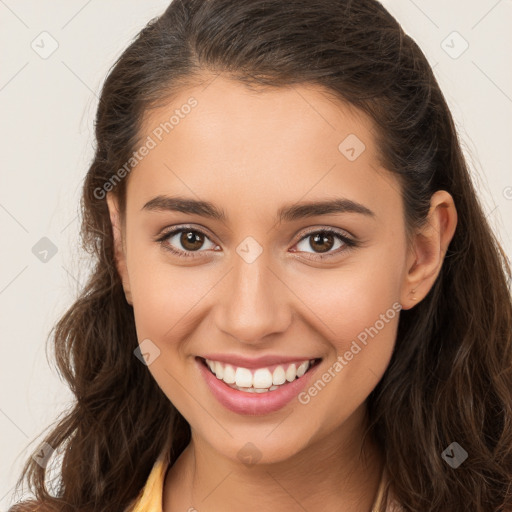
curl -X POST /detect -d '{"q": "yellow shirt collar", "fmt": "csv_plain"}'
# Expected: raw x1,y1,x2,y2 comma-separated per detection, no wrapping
129,445,400,511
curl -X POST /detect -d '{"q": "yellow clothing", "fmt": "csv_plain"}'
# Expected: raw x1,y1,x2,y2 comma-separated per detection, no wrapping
129,446,402,512
129,446,171,512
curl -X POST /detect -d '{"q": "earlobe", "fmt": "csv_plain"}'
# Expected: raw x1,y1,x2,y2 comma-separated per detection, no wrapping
106,193,133,306
400,190,458,310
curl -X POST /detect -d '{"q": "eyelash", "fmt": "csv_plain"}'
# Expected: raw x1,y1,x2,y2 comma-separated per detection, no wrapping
155,225,359,261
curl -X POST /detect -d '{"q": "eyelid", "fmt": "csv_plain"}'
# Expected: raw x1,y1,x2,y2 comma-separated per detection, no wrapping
294,225,355,242
155,224,218,256
156,224,216,243
156,224,359,259
291,226,358,260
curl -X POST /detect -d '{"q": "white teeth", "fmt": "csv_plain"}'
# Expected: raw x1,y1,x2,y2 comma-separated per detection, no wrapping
296,361,309,377
285,363,297,382
223,364,236,384
205,358,316,391
214,361,224,379
230,385,270,393
253,368,273,388
235,367,253,388
272,365,286,385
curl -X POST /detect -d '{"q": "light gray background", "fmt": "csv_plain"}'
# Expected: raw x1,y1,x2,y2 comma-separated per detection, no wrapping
1,0,511,508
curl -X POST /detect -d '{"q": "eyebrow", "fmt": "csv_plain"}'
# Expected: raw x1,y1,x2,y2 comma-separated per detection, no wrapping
141,195,375,222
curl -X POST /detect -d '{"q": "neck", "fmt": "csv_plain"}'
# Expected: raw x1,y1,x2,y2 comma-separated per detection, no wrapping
163,408,384,512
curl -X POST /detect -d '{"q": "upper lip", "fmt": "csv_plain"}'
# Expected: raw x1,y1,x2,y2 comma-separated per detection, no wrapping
198,354,321,369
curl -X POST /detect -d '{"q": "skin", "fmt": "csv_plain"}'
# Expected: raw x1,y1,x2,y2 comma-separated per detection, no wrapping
107,74,457,511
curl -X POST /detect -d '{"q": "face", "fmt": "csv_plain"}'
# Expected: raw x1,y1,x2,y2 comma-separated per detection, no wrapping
107,75,421,466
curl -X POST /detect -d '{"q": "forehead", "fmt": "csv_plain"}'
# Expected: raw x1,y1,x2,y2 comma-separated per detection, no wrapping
127,76,400,220
141,75,375,157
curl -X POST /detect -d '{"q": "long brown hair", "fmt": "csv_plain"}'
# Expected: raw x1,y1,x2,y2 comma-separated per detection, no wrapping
10,1,512,510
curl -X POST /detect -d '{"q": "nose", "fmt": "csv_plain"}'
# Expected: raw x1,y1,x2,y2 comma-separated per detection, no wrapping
213,248,292,345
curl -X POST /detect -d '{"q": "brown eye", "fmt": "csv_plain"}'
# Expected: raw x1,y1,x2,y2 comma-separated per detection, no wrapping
158,227,217,257
309,232,336,253
293,229,357,260
180,230,205,251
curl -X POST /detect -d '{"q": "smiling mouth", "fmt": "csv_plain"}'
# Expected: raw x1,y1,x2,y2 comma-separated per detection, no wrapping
197,356,322,393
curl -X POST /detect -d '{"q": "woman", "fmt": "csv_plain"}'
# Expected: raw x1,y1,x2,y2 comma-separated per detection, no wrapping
9,0,512,511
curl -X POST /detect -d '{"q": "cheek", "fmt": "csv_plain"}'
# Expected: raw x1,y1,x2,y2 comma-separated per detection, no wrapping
126,259,212,409
293,268,402,429
291,249,404,346
289,244,404,410
130,266,200,338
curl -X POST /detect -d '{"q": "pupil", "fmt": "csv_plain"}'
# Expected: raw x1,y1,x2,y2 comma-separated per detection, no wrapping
311,232,334,253
178,231,335,254
181,231,203,251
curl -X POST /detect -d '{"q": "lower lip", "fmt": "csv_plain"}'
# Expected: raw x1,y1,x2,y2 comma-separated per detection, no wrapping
196,357,321,415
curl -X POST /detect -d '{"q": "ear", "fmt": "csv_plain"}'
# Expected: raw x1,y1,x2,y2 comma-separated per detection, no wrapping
400,190,458,310
106,192,133,306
